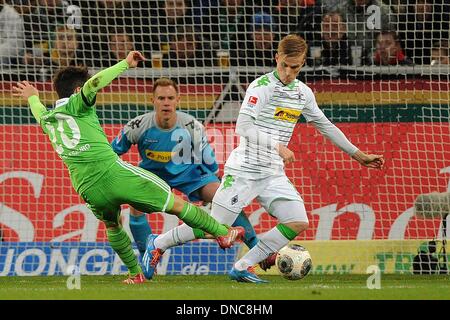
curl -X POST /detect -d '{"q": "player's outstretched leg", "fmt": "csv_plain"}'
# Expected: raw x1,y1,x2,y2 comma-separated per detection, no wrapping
147,210,253,255
171,200,245,245
141,198,245,279
106,226,146,284
142,226,245,280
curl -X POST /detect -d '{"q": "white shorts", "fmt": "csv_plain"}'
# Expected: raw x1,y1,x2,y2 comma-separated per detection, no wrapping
213,170,305,221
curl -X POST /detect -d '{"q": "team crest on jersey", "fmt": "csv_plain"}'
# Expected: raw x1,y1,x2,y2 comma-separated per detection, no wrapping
274,107,301,123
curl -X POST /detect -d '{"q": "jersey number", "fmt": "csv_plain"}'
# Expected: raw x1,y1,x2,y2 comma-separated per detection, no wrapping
45,114,81,155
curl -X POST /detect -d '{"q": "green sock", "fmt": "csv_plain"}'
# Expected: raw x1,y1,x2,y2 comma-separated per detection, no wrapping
107,227,142,276
179,203,228,237
192,228,206,239
276,223,298,240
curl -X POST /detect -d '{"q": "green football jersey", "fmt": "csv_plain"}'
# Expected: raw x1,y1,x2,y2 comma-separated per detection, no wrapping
40,93,118,193
29,59,130,193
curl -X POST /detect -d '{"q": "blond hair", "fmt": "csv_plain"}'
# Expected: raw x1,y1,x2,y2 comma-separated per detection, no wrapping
277,34,308,58
152,78,179,94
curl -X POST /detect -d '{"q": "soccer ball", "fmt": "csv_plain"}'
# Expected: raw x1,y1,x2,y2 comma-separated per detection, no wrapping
276,244,312,280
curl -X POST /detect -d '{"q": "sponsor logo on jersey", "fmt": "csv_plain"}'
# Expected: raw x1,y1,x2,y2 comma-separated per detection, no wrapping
145,149,173,162
248,96,258,105
274,107,301,123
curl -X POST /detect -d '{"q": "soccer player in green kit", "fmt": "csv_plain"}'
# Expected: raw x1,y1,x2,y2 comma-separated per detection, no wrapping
12,51,244,284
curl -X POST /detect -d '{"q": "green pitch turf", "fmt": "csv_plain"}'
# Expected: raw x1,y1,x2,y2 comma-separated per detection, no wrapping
0,274,449,300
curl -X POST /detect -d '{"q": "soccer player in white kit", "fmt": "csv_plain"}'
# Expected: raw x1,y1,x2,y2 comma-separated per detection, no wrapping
214,34,385,283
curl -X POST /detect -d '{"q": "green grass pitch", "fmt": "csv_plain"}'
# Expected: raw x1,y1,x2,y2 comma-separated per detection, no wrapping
0,274,449,300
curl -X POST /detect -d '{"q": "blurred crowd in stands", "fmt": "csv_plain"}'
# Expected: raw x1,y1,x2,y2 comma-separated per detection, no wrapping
0,0,449,78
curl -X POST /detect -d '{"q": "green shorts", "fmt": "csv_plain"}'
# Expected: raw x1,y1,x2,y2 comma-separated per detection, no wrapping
79,158,174,226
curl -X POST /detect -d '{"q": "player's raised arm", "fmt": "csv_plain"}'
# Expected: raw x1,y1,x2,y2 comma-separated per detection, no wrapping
82,51,146,104
12,81,46,124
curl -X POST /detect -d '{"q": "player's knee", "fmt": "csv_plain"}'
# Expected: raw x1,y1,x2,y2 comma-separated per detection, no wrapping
199,182,220,203
167,195,186,216
298,221,309,233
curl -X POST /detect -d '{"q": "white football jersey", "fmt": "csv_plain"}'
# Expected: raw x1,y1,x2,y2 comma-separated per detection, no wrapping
225,71,325,177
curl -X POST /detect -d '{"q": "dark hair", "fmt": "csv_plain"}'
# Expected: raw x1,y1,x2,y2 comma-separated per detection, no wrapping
152,77,178,94
53,66,90,98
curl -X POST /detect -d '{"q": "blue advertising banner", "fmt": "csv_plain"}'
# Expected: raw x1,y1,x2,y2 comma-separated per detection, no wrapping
0,242,239,276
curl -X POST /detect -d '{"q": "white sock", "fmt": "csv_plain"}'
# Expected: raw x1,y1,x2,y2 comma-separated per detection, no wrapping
154,224,195,252
234,227,289,271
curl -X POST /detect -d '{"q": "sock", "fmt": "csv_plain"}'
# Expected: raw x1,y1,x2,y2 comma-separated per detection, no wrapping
154,223,204,251
276,224,298,240
129,214,152,256
232,211,258,249
179,202,228,237
234,224,295,271
107,227,142,276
